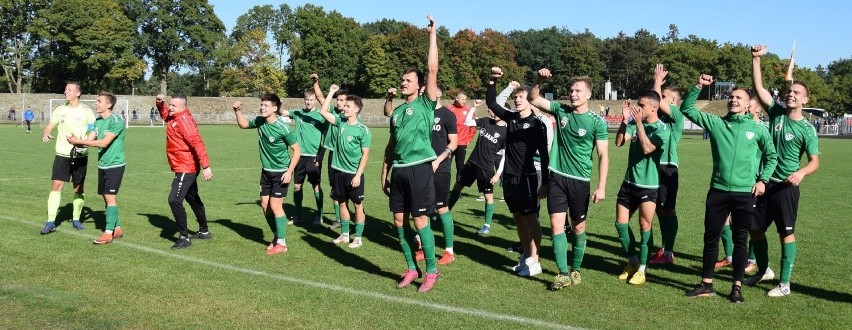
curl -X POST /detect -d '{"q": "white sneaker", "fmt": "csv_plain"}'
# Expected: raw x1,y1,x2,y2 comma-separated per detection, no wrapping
348,237,363,249
476,224,491,235
767,282,791,297
518,257,542,276
332,234,350,244
744,267,775,286
475,195,485,202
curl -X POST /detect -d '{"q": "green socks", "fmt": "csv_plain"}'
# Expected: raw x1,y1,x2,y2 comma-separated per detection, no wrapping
47,191,61,222
639,230,652,266
753,237,769,273
333,203,341,221
354,222,365,238
439,212,454,249
72,193,84,221
274,215,288,240
105,206,119,231
418,225,438,274
780,241,797,283
484,203,495,226
615,222,636,259
448,190,461,209
397,227,416,270
553,232,569,274
314,191,323,216
721,224,734,258
571,231,587,271
341,220,351,235
294,189,303,216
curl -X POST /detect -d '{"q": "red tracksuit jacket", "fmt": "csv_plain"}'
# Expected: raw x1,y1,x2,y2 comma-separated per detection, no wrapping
157,101,210,173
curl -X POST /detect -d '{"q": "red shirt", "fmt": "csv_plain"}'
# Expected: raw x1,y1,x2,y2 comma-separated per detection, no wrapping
446,103,476,145
157,101,210,173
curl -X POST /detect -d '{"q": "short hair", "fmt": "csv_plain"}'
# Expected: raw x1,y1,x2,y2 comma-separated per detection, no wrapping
171,94,188,106
637,90,661,103
66,81,82,92
304,89,316,98
731,87,752,99
261,93,282,110
334,88,349,98
791,80,810,97
571,76,593,91
346,95,363,113
99,92,116,110
403,67,425,87
663,86,684,100
513,86,527,94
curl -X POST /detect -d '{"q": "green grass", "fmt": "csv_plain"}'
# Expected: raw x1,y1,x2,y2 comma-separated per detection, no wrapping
1,124,850,329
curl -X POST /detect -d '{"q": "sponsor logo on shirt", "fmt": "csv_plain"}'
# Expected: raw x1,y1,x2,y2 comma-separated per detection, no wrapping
392,114,399,126
775,123,783,131
560,116,569,128
480,128,501,144
745,131,754,140
434,118,440,124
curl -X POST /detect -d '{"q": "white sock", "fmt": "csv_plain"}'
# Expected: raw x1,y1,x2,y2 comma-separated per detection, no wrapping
445,247,454,254
105,230,113,234
277,238,286,245
638,265,647,272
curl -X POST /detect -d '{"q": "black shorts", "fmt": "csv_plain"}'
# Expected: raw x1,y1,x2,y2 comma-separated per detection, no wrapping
331,171,365,203
547,174,591,221
389,163,435,217
616,182,658,213
434,170,451,208
503,174,539,215
294,156,321,185
656,165,679,209
260,170,289,198
97,166,125,195
456,163,495,193
51,155,88,184
753,181,799,234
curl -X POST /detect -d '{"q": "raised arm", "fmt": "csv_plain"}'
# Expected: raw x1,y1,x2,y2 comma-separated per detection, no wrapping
425,15,439,102
615,100,633,147
384,88,397,117
497,82,517,108
232,101,250,129
528,68,554,114
464,101,478,126
653,64,672,116
320,84,340,126
486,67,509,120
750,45,774,109
312,73,326,105
155,95,169,120
679,74,715,129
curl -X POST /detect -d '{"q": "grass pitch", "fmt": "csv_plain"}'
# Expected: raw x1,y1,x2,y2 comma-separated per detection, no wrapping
1,124,850,329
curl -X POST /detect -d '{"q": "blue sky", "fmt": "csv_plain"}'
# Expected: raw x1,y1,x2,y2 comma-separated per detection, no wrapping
208,0,851,69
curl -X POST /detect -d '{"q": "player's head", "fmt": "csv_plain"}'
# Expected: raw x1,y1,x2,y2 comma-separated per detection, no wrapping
727,87,752,115
303,89,317,109
785,81,810,110
64,81,82,102
95,92,116,114
748,93,763,118
168,94,188,115
400,67,424,97
569,76,593,108
260,93,281,118
636,90,661,122
334,88,349,111
513,86,531,112
487,108,501,122
454,90,467,106
344,95,363,118
663,87,683,106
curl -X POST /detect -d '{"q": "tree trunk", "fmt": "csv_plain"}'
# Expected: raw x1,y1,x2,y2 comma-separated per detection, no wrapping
160,72,168,96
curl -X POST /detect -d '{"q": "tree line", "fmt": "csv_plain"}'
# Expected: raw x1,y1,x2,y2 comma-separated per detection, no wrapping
2,1,851,114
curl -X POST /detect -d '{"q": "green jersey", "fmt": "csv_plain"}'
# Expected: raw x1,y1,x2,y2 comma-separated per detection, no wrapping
331,119,372,174
766,101,820,182
624,120,669,188
681,86,777,192
390,95,437,167
51,103,96,157
547,101,609,181
659,104,684,166
94,113,126,169
288,108,327,157
248,116,298,172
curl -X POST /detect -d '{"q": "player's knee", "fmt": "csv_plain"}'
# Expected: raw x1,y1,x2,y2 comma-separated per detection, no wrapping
167,195,182,206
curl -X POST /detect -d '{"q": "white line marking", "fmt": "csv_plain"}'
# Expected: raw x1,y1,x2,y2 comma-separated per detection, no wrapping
3,215,579,330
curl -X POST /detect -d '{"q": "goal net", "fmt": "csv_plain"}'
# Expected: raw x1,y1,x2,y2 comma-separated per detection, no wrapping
49,99,144,128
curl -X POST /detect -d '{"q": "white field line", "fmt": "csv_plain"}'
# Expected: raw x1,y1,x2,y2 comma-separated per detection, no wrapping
3,215,580,330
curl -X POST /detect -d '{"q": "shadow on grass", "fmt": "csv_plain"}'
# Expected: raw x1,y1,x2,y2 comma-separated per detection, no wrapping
210,218,267,246
54,204,95,228
139,213,177,242
301,234,398,281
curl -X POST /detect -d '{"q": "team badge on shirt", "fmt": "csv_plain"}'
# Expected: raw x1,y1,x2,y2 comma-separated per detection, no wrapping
775,123,783,131
578,128,587,136
406,108,413,116
347,136,354,142
560,116,569,128
522,123,530,129
745,131,754,140
785,133,794,141
268,136,275,143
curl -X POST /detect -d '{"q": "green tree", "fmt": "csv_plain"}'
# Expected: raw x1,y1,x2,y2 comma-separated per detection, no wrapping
557,30,605,97
219,29,286,96
656,35,719,96
826,58,852,114
601,29,661,98
360,34,397,98
0,0,42,93
508,27,568,85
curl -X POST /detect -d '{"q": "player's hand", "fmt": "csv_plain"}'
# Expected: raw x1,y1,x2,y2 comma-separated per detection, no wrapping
654,64,668,84
351,175,362,188
66,135,80,145
751,44,768,58
232,101,242,112
201,167,213,181
490,174,500,184
431,159,440,173
310,73,319,83
329,84,340,95
42,133,54,143
537,68,552,81
491,67,504,79
386,88,397,100
426,15,435,34
698,74,714,87
473,99,482,107
752,181,765,197
537,182,548,199
592,188,606,204
156,94,165,102
381,177,391,197
621,100,633,124
282,171,292,184
785,171,804,186
630,105,644,123
509,81,520,89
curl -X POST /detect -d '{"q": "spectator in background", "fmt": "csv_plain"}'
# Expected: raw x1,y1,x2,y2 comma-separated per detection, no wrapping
24,107,35,133
132,109,138,121
8,107,15,121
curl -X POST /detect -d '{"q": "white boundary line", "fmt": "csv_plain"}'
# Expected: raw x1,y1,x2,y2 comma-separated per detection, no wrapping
2,215,580,330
